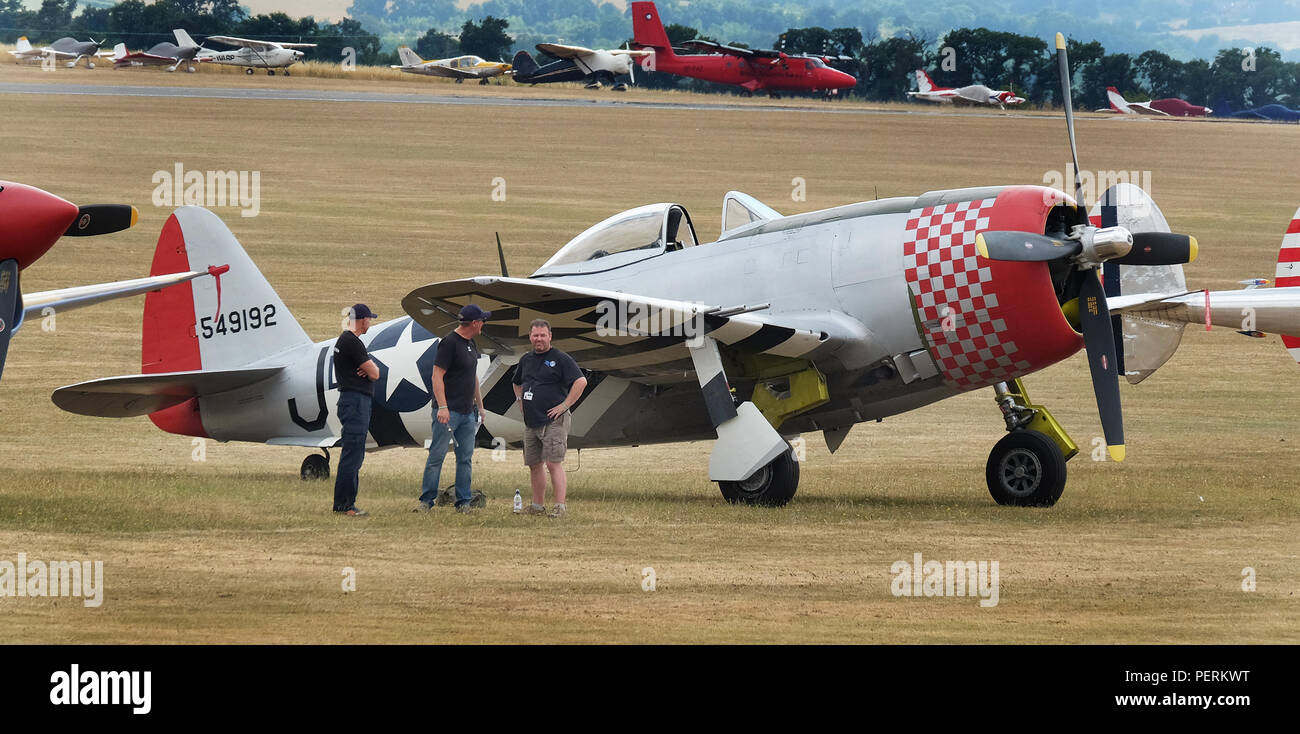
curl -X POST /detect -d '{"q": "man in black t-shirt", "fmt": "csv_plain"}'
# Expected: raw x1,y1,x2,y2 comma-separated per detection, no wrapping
512,319,587,518
332,303,380,517
418,304,490,512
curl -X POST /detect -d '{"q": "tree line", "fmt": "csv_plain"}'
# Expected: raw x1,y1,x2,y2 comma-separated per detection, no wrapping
3,0,1295,110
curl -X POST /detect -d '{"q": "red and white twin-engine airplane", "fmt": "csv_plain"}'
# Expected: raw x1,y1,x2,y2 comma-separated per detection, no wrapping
51,36,1300,508
630,1,856,98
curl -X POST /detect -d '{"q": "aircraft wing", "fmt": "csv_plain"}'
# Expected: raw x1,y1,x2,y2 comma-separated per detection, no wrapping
1128,101,1170,116
205,35,316,51
1111,287,1300,335
21,269,216,322
430,65,482,79
536,43,596,59
52,367,284,418
679,40,781,58
403,276,850,383
116,50,178,63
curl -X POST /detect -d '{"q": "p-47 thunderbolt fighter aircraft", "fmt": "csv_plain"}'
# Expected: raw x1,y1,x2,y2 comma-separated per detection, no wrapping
51,36,1300,507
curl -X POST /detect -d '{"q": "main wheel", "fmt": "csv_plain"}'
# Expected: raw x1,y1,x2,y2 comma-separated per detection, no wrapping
301,453,330,481
717,447,799,506
245,68,254,75
985,430,1066,507
267,69,275,76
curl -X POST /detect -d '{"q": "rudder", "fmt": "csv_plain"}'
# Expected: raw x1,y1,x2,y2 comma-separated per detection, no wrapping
631,1,675,56
143,206,311,377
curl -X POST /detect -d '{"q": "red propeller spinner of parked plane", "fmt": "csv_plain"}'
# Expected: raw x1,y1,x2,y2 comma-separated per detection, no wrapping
630,1,857,97
0,181,224,381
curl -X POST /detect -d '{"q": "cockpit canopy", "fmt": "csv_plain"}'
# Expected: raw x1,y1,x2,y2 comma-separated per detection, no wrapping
532,203,698,277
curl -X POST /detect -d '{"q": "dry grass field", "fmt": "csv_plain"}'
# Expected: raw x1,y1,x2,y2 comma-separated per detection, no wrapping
0,60,1297,643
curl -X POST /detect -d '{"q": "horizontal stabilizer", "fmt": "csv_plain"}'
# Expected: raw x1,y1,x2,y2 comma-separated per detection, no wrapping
53,367,283,417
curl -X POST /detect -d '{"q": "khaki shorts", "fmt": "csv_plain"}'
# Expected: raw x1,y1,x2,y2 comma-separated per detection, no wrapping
523,410,570,465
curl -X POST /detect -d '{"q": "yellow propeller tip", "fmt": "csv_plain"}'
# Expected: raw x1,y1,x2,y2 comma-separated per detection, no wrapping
1187,235,1198,263
1055,32,1066,50
129,206,139,228
1108,445,1126,462
975,233,989,259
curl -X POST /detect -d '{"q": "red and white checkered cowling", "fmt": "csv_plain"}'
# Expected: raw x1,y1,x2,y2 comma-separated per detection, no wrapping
902,186,1084,391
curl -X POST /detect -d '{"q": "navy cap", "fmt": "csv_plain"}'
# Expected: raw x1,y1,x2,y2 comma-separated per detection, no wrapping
350,303,378,320
458,304,492,322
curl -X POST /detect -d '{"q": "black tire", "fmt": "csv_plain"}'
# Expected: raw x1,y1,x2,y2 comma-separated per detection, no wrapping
985,430,1066,507
718,447,799,507
301,454,330,481
245,68,253,75
267,69,275,76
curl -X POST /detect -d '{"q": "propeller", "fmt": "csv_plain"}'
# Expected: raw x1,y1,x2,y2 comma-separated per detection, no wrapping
61,204,138,237
974,33,1200,462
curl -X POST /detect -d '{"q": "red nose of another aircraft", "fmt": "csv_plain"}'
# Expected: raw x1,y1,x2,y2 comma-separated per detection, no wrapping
826,68,856,89
0,180,80,271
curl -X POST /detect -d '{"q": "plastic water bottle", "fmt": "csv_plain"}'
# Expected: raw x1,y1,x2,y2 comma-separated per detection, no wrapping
513,489,522,514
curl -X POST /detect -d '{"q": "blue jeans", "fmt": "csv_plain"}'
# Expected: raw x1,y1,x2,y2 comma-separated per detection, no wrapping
333,390,372,511
420,409,478,507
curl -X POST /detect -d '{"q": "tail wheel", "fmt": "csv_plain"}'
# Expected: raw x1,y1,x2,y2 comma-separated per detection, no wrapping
986,430,1066,506
717,447,799,506
301,453,330,481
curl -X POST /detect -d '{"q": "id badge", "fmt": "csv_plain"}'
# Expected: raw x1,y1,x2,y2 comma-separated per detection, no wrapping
523,390,533,401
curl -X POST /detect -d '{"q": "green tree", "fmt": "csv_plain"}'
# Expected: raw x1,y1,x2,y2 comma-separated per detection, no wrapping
459,15,512,60
415,28,459,59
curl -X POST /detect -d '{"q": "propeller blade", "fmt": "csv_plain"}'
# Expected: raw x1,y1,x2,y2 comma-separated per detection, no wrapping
975,231,1080,262
1055,33,1084,204
61,204,138,237
0,258,18,382
1112,231,1198,265
1078,271,1125,461
629,56,635,84
495,232,509,277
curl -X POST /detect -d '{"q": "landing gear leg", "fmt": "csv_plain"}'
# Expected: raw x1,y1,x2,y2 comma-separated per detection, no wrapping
301,449,330,481
985,379,1076,506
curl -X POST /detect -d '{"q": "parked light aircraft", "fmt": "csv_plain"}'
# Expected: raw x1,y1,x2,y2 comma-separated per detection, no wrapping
0,181,223,381
112,29,202,73
198,36,316,75
630,1,855,98
389,47,510,83
512,43,652,90
52,36,1300,508
9,36,114,68
1212,99,1300,122
908,70,1026,109
1100,87,1211,116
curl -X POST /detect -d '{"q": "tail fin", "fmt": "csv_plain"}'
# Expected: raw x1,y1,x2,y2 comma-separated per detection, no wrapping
631,1,675,57
915,69,935,93
1275,206,1300,364
397,46,423,67
15,37,32,54
511,49,539,77
1106,86,1132,113
173,29,197,48
112,42,126,60
143,206,311,377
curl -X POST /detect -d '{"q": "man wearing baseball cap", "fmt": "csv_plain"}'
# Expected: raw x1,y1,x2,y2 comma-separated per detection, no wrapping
333,303,380,517
417,303,491,512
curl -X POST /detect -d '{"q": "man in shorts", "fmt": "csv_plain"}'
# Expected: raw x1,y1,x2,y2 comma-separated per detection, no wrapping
512,319,587,517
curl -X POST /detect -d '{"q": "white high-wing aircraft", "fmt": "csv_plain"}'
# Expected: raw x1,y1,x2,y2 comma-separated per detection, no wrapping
199,36,317,76
9,36,115,68
908,69,1026,109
